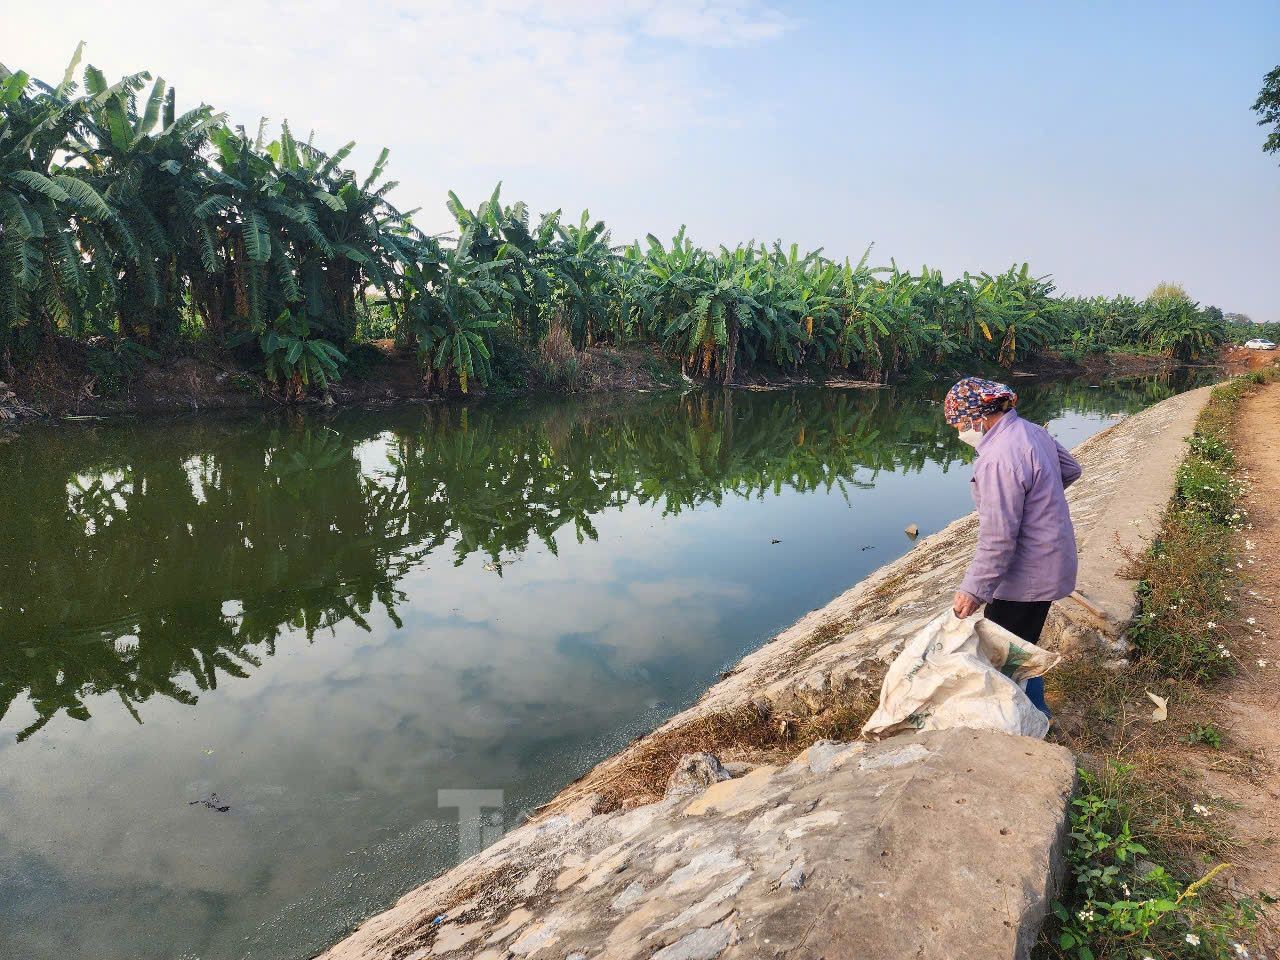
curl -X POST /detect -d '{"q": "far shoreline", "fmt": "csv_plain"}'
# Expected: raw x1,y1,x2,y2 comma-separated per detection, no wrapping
0,340,1234,431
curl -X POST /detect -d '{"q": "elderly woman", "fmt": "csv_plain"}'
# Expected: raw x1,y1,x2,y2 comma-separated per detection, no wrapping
945,377,1082,716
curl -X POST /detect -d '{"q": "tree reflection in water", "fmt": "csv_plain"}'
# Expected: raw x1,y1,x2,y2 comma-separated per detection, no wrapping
0,374,1200,741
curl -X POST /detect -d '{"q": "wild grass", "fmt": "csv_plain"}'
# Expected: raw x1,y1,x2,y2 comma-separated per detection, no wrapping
792,616,856,659
542,664,886,815
536,322,584,392
1038,371,1277,960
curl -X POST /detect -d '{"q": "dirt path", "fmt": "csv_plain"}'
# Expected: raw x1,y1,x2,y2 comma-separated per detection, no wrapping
1206,380,1280,912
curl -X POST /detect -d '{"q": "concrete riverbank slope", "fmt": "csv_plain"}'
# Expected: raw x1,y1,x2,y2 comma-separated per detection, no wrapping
318,386,1213,960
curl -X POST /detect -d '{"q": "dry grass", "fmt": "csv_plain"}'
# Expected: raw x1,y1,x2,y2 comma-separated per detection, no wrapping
541,665,887,816
388,859,536,960
792,615,855,659
538,321,577,368
1049,656,1245,865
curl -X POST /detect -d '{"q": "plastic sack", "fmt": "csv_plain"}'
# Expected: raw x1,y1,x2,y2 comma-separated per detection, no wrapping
861,610,1062,741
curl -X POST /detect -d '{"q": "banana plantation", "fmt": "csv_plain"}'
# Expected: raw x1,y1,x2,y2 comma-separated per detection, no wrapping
1,50,1229,397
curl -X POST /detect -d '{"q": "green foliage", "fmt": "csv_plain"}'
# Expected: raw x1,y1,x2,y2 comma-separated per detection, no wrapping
85,337,158,397
1047,375,1275,960
1125,374,1279,682
1252,64,1280,160
341,341,387,381
483,323,532,395
1051,765,1257,960
251,309,345,398
1145,297,1225,362
0,50,422,397
641,352,679,385
1174,457,1242,526
353,299,396,342
538,354,582,392
1224,315,1280,346
0,48,1235,396
1186,724,1222,749
1128,460,1241,682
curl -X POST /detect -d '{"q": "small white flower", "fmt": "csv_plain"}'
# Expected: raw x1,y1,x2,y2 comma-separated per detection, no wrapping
1258,660,1269,668
1207,622,1217,629
1245,539,1256,550
1187,932,1201,946
1193,803,1210,816
1234,943,1249,957
1247,617,1257,625
1077,907,1095,922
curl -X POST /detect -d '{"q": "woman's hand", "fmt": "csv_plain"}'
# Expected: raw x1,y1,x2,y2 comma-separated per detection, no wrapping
953,591,981,618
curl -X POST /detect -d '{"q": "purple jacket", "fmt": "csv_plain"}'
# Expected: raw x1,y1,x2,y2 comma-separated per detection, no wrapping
958,409,1082,604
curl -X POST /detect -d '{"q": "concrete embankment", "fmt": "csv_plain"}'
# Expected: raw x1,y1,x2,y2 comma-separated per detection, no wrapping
318,386,1213,960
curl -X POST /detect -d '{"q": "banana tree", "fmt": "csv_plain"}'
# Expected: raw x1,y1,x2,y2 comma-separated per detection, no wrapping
273,126,428,345
446,183,550,344
543,208,618,348
403,225,508,392
1142,296,1225,361
0,48,114,354
69,64,223,343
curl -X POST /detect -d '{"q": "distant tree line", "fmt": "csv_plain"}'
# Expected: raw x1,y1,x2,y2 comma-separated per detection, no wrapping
0,48,1234,397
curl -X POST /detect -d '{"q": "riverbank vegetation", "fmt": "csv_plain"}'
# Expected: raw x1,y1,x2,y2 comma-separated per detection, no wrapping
1,49,1232,404
1042,370,1278,960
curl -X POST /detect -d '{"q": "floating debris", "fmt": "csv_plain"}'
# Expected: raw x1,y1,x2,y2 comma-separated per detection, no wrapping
189,793,231,813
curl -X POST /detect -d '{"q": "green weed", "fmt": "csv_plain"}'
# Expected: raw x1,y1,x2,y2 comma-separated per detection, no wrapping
1186,724,1222,749
1053,766,1259,960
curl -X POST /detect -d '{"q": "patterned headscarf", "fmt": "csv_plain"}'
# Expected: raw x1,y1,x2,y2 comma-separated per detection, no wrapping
943,377,1017,426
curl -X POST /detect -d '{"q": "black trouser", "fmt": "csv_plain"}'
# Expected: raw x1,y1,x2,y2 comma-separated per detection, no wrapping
984,599,1052,714
984,599,1052,645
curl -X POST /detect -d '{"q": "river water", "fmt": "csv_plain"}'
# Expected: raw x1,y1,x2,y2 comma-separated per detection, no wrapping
0,374,1205,959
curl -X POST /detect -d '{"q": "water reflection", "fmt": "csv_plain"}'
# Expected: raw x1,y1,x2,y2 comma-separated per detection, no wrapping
0,375,1195,742
0,374,1204,960
2,391,890,737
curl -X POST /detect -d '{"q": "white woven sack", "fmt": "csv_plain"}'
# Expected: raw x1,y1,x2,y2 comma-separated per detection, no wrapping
861,609,1061,741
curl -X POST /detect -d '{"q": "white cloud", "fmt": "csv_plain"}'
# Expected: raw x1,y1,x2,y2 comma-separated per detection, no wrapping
640,1,791,44
6,0,791,232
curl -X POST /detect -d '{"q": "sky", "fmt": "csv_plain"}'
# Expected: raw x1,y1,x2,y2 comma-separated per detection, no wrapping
5,1,1279,321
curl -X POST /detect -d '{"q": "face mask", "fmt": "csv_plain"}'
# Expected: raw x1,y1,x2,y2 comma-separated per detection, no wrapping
958,425,984,447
